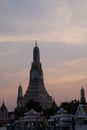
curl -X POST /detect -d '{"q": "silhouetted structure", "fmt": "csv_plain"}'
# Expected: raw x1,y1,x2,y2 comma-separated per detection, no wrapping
80,87,86,104
0,101,9,126
24,42,53,109
17,83,24,109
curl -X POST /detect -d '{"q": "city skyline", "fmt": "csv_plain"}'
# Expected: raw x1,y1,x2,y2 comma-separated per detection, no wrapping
0,0,87,110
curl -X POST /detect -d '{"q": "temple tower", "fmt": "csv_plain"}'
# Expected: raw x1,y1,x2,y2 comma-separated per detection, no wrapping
80,87,86,104
17,83,24,109
0,101,8,119
24,42,53,109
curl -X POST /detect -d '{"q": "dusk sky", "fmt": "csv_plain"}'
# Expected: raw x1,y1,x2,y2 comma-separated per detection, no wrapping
0,0,87,111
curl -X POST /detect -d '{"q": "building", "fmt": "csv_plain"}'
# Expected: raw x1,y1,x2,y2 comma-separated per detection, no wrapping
17,109,41,127
17,83,24,109
24,42,54,109
47,107,72,128
75,87,87,124
0,101,9,127
80,87,86,104
75,104,87,124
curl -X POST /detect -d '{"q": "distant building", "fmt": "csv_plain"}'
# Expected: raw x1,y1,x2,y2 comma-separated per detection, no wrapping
17,109,41,127
75,104,87,123
80,87,86,104
0,101,9,126
47,107,72,128
17,83,24,109
75,87,87,124
23,42,54,109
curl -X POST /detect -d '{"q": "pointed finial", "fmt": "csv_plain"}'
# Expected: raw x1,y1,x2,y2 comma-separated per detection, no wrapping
82,78,84,86
3,98,4,104
19,83,21,86
35,40,37,46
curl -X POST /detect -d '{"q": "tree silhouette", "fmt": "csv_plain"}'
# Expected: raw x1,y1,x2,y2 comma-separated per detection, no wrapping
26,100,42,112
61,99,79,114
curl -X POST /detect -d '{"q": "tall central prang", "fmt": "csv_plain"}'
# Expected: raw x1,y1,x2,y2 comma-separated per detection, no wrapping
24,42,53,109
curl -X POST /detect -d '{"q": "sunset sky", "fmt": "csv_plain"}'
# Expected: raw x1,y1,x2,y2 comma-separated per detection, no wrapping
0,0,87,111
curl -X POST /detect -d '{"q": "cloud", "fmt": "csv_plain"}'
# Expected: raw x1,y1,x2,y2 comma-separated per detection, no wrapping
0,1,87,44
49,73,87,84
0,25,87,44
0,34,34,42
44,57,87,86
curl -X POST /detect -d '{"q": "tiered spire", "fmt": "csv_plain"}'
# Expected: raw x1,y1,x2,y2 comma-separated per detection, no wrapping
33,41,40,63
24,42,53,109
80,87,86,104
17,83,24,109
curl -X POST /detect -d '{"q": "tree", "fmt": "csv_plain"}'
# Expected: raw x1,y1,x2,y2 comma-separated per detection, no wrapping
26,100,42,112
14,107,25,119
61,99,79,114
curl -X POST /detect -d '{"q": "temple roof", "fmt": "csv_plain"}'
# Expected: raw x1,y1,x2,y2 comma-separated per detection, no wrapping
0,102,8,112
82,105,87,115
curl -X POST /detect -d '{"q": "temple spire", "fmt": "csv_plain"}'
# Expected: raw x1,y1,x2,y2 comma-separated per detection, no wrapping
80,86,86,104
33,41,40,63
17,84,24,109
35,40,37,46
24,44,54,109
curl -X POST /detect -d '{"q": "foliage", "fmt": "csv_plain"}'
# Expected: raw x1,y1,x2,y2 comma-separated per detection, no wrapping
61,99,79,114
26,100,43,112
14,107,25,120
43,107,58,118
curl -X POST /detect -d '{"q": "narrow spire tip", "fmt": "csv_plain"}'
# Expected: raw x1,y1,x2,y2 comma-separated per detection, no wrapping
35,40,37,46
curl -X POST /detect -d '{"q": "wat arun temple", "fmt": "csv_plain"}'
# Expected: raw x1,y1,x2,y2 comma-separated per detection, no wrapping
17,42,54,109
